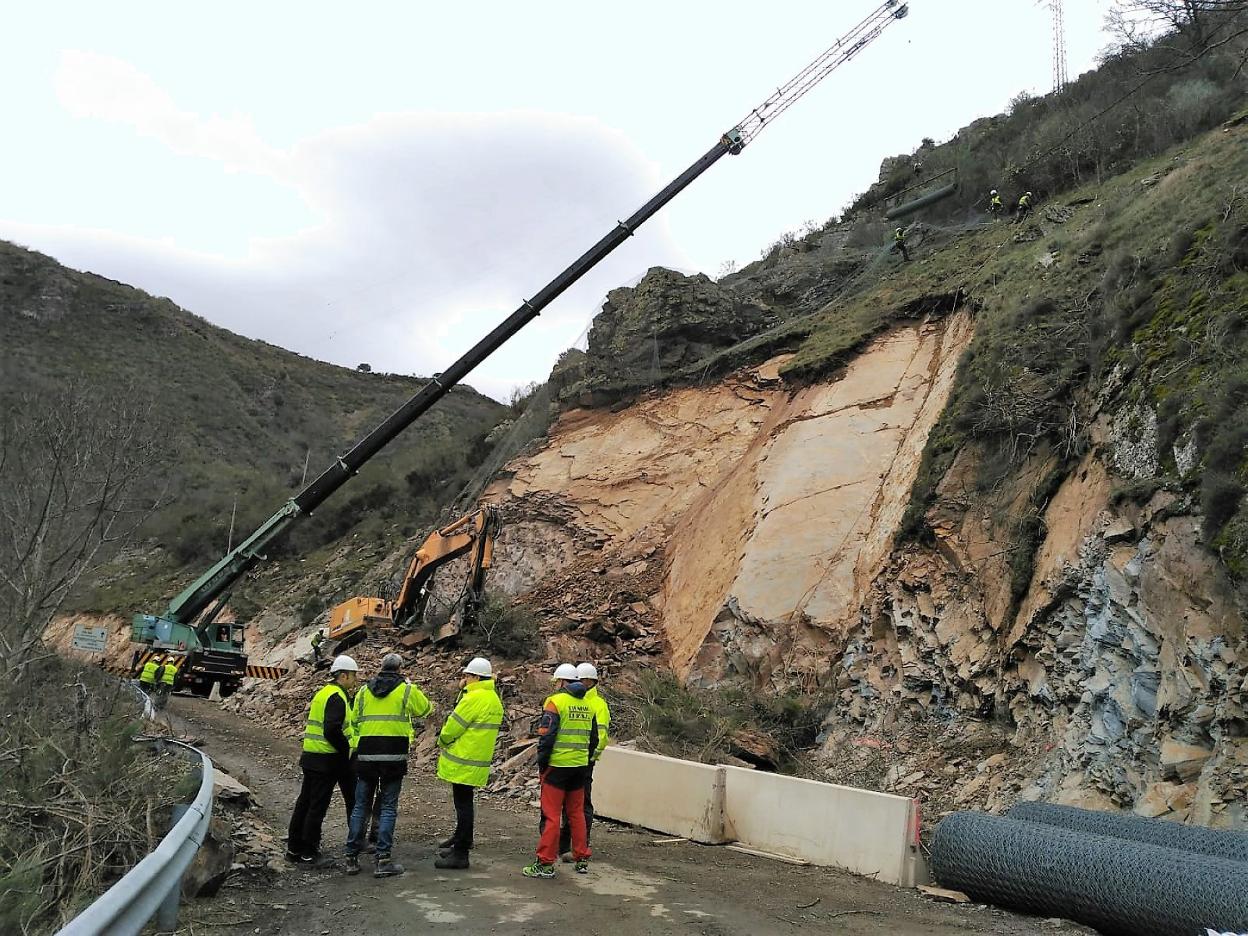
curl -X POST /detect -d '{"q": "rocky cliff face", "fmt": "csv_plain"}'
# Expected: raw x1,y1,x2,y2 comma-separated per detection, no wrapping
483,288,1246,829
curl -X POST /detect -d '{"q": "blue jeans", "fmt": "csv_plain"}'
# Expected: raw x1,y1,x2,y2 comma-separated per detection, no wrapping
347,775,402,856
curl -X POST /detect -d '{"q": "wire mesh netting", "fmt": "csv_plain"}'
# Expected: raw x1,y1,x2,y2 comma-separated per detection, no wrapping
1007,801,1248,864
930,811,1248,936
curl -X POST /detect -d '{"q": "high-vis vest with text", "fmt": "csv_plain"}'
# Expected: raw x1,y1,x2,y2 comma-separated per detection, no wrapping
302,683,352,755
547,692,594,768
437,679,504,787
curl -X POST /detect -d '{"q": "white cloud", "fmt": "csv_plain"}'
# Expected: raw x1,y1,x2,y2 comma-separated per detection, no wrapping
18,53,692,400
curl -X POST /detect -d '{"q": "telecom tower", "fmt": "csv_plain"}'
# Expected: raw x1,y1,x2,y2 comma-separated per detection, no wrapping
1050,0,1069,92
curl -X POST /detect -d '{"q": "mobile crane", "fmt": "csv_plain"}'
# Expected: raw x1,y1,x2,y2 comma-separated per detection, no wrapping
327,506,501,649
131,2,910,694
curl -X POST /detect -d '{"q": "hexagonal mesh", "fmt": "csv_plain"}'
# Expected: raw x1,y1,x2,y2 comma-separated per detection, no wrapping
1008,801,1248,863
930,812,1248,936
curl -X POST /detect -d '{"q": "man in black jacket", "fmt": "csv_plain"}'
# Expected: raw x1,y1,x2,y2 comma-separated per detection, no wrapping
287,654,359,865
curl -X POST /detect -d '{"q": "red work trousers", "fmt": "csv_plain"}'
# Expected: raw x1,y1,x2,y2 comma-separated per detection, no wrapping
537,777,590,864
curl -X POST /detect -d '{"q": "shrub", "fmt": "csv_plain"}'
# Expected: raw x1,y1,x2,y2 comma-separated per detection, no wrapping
461,593,541,660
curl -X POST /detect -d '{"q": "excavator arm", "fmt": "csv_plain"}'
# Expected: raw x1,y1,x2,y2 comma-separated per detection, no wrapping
327,506,502,645
392,506,501,629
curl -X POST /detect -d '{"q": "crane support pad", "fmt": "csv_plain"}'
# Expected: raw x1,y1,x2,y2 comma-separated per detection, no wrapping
245,665,287,680
930,811,1248,935
1007,801,1248,863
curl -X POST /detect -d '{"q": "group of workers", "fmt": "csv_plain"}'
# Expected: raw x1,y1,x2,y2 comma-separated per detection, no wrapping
137,653,178,706
287,652,610,882
890,188,1037,263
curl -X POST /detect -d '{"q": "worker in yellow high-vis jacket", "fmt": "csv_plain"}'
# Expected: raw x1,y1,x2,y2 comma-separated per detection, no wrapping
433,657,504,870
286,654,359,866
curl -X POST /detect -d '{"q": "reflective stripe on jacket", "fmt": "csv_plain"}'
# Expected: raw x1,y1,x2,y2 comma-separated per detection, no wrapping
585,686,611,762
437,679,504,787
547,691,594,768
139,660,159,685
303,683,351,755
353,680,433,765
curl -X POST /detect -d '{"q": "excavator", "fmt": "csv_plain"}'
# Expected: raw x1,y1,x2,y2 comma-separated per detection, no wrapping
327,506,502,649
128,2,909,696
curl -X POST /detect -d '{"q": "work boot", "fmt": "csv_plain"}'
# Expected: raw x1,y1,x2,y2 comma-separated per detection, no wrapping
374,854,405,878
521,860,555,879
310,853,337,870
284,849,304,864
575,859,590,875
434,849,470,870
344,855,360,876
438,834,457,849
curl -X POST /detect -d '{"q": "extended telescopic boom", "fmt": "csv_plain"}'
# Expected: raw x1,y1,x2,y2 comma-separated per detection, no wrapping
155,1,910,629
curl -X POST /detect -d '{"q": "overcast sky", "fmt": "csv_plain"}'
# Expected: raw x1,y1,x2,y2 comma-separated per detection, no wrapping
0,1,1112,401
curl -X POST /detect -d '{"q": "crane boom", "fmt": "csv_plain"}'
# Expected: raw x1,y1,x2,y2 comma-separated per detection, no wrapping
148,1,910,635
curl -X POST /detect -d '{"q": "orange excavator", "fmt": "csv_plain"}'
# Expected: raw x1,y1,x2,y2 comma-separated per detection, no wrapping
327,506,502,650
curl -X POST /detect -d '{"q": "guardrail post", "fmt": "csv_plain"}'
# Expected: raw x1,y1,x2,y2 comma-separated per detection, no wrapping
155,803,189,931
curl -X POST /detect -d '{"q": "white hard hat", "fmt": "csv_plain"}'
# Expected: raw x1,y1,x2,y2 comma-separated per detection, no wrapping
991,189,998,195
463,657,492,678
553,663,578,681
575,663,598,681
330,654,358,673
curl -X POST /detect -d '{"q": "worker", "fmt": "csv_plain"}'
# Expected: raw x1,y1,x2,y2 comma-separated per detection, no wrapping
1016,191,1034,224
138,655,159,694
310,628,324,663
344,653,434,878
433,656,504,870
523,663,597,879
559,662,610,863
159,656,177,691
913,160,924,177
287,654,359,866
892,226,911,262
988,189,1003,216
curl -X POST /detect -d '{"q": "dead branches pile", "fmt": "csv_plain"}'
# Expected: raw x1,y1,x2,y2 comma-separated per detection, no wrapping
0,657,185,934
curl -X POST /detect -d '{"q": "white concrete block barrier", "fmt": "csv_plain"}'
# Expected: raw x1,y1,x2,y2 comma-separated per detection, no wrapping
593,747,927,886
593,747,729,843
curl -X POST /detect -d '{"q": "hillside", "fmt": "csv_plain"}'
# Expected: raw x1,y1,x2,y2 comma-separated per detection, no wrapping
0,242,508,621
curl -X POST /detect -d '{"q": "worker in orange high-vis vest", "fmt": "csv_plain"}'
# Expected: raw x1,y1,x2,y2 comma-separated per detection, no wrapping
523,663,598,879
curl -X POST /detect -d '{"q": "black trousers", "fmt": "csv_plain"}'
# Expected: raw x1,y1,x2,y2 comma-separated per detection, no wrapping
558,765,595,855
450,783,475,850
288,768,339,856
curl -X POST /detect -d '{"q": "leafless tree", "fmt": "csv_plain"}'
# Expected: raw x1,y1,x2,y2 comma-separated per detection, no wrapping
1108,1,1248,67
0,386,162,676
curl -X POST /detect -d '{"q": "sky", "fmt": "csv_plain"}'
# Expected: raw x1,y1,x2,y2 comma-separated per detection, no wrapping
0,1,1114,401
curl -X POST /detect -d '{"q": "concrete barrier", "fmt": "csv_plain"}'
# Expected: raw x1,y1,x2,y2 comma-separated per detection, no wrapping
593,748,728,843
722,765,925,886
592,748,927,886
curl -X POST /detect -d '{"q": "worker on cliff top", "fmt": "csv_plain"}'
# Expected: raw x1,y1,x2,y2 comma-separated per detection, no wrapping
523,663,597,879
892,226,911,262
434,656,504,870
344,653,434,878
559,662,610,864
287,654,359,867
988,189,1003,216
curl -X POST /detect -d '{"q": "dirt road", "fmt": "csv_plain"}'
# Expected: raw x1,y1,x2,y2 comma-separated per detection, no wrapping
172,696,1088,936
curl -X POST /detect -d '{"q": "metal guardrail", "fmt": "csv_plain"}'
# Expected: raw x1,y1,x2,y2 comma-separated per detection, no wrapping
56,738,214,936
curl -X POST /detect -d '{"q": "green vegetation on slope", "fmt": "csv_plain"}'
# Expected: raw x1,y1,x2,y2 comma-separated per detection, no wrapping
0,245,507,614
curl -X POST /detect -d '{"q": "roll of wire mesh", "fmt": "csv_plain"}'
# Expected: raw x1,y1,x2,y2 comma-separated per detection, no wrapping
930,811,1248,936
